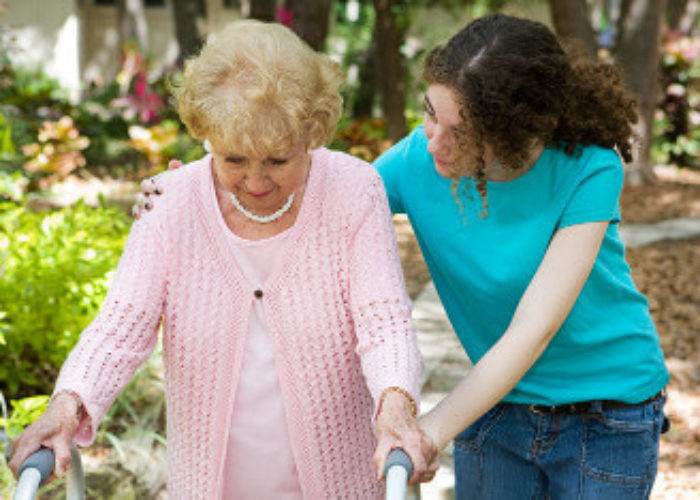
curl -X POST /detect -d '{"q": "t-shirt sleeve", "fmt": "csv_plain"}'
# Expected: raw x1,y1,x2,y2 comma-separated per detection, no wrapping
373,133,416,215
558,149,624,229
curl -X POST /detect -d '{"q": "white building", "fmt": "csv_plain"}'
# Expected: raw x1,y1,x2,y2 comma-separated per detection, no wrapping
2,0,242,98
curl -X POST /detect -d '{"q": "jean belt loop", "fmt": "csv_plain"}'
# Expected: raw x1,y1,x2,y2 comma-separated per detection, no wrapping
589,400,604,414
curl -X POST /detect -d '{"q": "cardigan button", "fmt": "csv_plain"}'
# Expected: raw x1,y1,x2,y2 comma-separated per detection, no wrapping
254,289,263,299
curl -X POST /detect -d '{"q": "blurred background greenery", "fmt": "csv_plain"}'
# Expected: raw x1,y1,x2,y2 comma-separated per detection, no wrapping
0,0,698,497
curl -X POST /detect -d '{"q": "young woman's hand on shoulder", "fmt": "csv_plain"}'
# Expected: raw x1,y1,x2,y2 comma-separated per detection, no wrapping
132,159,182,218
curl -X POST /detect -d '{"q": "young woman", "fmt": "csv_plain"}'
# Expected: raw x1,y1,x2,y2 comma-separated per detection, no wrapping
376,13,669,499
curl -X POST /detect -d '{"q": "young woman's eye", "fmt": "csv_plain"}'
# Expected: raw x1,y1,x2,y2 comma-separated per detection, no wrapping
268,158,288,166
424,98,436,118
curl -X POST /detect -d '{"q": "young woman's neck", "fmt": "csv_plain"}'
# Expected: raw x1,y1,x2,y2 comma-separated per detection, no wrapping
485,142,544,182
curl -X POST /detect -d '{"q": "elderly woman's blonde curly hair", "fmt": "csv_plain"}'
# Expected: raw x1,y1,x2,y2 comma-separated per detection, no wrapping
172,20,344,156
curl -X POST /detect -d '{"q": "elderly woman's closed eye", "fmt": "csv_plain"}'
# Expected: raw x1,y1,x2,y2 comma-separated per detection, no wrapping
9,20,436,499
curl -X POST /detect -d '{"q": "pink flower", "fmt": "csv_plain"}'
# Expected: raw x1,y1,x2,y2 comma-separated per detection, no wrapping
277,5,293,27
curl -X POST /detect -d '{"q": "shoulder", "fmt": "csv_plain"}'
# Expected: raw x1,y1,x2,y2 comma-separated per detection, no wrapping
374,126,430,172
578,145,623,170
155,155,209,193
137,155,210,222
575,146,624,189
548,145,623,184
313,148,383,193
312,148,388,216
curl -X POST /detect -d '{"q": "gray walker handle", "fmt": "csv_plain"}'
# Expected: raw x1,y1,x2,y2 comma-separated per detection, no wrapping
384,448,413,500
14,446,85,500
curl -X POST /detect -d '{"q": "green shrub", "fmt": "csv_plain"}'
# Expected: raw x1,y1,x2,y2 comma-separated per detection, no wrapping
0,200,130,398
0,395,49,438
653,33,700,168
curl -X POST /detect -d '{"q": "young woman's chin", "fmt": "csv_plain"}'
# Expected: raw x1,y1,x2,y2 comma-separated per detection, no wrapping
433,158,454,178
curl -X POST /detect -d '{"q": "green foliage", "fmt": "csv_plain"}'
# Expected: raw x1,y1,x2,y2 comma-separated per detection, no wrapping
129,119,206,171
330,1,377,117
0,66,69,117
0,455,13,500
653,34,700,168
21,116,90,186
0,395,49,438
0,168,29,203
331,115,390,161
0,200,131,398
0,110,14,156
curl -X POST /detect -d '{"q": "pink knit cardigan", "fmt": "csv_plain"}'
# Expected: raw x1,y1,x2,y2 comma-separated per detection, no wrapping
54,149,423,499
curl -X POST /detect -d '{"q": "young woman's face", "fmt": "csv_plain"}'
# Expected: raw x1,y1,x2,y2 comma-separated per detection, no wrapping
423,84,495,178
210,139,311,215
424,84,461,177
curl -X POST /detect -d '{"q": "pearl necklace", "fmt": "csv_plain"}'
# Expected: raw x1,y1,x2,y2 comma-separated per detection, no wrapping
229,192,295,224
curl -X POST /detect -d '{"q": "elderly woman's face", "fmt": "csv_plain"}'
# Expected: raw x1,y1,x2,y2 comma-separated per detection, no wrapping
210,139,311,215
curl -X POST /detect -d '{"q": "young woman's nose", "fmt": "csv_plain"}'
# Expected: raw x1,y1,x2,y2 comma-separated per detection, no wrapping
427,126,450,157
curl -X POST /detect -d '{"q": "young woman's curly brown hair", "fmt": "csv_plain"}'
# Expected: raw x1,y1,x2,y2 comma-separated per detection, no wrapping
423,13,638,214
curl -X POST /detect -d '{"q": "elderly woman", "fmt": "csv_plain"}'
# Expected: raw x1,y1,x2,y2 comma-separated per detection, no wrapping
9,21,437,498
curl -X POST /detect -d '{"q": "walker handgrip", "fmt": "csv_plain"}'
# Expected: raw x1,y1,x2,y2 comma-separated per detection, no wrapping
384,449,413,500
383,448,413,478
18,447,54,486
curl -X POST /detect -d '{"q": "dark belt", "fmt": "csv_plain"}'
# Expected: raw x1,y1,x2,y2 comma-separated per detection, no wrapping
526,390,664,415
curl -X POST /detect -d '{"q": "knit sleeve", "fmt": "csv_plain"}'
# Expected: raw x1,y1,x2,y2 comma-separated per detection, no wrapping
53,209,168,446
348,171,423,411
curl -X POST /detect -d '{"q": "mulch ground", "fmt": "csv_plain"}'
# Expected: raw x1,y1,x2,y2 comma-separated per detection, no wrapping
393,166,700,497
621,165,700,223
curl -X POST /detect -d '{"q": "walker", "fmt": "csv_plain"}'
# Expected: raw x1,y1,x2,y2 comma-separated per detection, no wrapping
13,445,411,499
384,448,413,500
13,447,84,500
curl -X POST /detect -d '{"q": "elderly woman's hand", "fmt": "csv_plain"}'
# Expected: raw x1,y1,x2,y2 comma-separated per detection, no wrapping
131,159,182,218
8,392,81,481
373,389,440,485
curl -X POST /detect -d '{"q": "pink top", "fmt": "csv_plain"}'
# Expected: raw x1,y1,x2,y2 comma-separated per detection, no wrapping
54,149,423,499
222,230,303,499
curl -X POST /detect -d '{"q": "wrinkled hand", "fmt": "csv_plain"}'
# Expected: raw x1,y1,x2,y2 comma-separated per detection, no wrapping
131,159,182,218
8,393,80,482
373,391,440,485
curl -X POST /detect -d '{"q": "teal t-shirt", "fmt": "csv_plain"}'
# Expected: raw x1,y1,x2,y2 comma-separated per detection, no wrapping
375,126,669,405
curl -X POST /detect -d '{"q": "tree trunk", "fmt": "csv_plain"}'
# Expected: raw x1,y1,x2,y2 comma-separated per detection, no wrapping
286,0,332,51
372,0,407,143
666,0,699,32
171,0,205,62
550,0,597,56
241,0,276,21
616,0,667,184
116,0,148,50
352,43,377,119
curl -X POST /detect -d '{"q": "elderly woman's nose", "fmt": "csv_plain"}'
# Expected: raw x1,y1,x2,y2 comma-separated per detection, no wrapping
245,170,269,191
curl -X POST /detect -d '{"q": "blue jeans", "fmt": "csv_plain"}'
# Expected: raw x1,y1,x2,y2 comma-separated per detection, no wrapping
453,396,667,499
